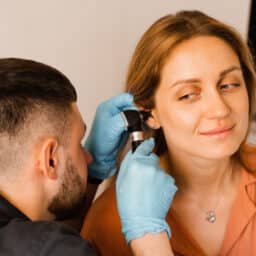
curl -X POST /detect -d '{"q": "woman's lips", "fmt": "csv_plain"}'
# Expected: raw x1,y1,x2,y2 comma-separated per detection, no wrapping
200,125,235,137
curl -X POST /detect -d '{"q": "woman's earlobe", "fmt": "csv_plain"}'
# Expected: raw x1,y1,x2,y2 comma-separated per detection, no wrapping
145,110,161,130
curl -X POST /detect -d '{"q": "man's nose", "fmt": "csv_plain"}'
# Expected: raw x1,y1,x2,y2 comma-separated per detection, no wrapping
84,149,93,165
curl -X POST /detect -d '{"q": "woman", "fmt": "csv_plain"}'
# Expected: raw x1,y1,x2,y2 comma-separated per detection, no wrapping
81,10,256,255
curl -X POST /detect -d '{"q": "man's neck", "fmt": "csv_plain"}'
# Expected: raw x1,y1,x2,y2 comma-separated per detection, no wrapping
0,179,53,221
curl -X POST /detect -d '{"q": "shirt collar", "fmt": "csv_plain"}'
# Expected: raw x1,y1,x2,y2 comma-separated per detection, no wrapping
0,195,29,221
220,167,256,255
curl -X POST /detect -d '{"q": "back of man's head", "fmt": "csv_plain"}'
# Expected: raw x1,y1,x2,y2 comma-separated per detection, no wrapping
0,58,77,181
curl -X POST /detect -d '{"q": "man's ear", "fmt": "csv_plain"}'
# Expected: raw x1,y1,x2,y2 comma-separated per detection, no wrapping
145,109,161,130
37,138,59,180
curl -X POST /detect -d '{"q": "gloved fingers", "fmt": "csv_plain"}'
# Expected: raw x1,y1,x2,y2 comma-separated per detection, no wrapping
165,176,178,199
129,156,159,175
111,112,128,135
156,171,178,198
118,132,129,152
116,150,132,184
103,93,134,115
122,105,139,111
134,138,155,156
118,138,157,177
117,152,159,190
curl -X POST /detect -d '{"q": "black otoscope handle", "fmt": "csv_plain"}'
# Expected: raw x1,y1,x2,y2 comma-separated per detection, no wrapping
121,110,145,153
132,140,143,152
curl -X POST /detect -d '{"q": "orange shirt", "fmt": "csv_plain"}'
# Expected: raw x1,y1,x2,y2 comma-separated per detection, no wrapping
81,156,256,255
220,169,256,255
168,168,256,255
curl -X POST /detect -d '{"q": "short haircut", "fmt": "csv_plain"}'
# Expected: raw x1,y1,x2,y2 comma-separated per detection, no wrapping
0,58,77,177
0,58,77,136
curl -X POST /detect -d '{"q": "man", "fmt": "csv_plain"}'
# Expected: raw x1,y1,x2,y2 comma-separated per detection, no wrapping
0,58,176,255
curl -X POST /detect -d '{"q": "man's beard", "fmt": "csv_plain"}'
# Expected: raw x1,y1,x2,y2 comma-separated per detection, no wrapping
48,157,87,220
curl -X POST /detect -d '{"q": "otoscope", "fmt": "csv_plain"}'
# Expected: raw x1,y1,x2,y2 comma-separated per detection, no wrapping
121,110,151,152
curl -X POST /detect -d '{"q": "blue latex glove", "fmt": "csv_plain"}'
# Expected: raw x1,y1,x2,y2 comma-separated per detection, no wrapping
84,93,134,180
116,138,177,243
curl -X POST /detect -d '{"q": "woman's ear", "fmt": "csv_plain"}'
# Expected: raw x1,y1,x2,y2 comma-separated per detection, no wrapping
145,109,161,130
37,138,59,180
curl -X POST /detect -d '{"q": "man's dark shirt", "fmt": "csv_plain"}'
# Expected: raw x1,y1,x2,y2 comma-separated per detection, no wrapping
0,196,97,255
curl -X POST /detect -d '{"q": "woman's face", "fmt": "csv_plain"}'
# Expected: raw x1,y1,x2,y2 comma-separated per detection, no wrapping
151,36,249,160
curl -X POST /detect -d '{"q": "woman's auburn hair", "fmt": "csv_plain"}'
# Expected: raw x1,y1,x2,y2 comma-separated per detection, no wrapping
125,10,256,155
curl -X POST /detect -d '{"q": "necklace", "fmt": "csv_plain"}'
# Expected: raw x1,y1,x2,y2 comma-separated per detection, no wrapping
201,188,222,223
205,210,217,223
195,161,235,223
198,186,222,223
201,163,235,223
173,160,235,224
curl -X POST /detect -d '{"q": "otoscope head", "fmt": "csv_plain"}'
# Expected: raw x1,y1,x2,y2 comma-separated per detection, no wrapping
121,109,143,132
121,109,151,152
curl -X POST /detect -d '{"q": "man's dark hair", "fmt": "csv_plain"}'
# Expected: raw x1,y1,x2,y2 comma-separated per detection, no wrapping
0,58,77,137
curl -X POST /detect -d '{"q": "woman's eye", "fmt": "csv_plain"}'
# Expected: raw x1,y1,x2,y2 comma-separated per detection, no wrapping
179,94,192,100
219,83,240,91
178,92,199,101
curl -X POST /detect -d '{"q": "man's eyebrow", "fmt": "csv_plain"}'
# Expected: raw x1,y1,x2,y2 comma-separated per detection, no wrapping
170,66,242,88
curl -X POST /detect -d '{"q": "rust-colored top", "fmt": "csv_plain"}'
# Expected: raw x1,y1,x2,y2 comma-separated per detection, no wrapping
81,144,256,255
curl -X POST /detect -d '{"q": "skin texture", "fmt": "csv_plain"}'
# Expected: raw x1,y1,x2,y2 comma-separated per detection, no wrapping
151,36,249,162
48,103,93,220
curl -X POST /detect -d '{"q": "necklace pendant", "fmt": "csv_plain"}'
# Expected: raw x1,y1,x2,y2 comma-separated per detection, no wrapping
206,211,216,223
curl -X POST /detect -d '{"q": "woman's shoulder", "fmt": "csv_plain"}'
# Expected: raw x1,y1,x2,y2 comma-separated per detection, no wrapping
239,143,256,174
236,144,256,205
81,185,120,235
80,185,132,256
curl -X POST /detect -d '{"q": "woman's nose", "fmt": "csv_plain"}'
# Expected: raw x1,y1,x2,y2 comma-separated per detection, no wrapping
204,92,231,119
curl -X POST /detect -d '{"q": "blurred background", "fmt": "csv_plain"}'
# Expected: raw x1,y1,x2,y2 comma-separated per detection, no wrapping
0,0,254,132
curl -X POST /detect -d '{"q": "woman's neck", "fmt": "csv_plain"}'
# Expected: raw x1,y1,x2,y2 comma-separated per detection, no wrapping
160,151,239,198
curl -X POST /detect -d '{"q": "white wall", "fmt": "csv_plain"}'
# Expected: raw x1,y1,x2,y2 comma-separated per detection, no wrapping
0,0,251,131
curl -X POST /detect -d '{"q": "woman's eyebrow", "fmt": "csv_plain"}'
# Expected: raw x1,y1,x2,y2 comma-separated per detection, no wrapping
217,66,242,85
170,78,201,88
219,65,241,78
170,66,242,88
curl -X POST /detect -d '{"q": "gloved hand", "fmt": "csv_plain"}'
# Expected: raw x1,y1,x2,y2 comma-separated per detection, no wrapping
116,138,177,243
84,93,134,180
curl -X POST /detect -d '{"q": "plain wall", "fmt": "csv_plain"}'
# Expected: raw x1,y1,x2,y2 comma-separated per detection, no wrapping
0,0,251,131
